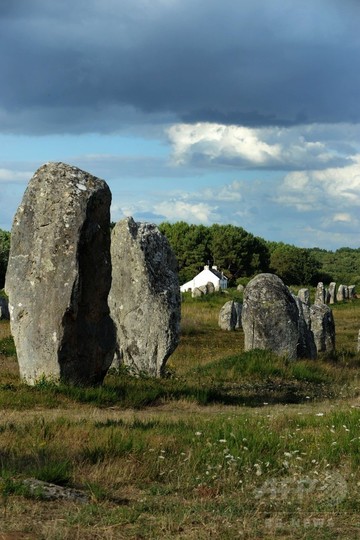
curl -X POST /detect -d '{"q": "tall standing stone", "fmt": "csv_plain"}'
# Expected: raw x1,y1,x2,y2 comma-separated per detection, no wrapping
309,303,336,355
5,162,116,385
336,285,346,302
294,295,317,359
109,217,180,377
315,282,326,305
242,273,299,360
328,282,337,304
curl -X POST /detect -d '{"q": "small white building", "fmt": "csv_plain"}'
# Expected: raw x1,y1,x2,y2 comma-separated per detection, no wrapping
180,265,228,293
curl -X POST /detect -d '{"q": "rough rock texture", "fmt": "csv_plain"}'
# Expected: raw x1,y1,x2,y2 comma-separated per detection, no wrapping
348,285,356,299
191,287,203,298
315,282,326,305
298,288,310,306
336,284,346,302
109,217,181,377
294,295,317,359
206,281,216,294
0,296,9,320
328,282,337,304
309,303,336,355
218,300,242,331
242,273,299,360
357,330,360,353
5,162,116,385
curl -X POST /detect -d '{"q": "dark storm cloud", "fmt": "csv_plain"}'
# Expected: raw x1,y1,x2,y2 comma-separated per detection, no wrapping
1,0,360,134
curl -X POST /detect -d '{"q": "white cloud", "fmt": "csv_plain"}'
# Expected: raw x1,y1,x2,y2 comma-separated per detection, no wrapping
277,154,360,211
153,200,219,224
168,123,282,166
167,122,358,170
332,213,352,223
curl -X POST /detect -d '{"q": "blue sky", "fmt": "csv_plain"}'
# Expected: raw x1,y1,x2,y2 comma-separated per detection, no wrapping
1,0,360,249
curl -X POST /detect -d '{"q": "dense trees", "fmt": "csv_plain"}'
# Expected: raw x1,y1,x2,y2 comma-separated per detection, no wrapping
0,229,10,289
1,222,360,289
159,222,360,287
268,243,323,286
159,222,270,285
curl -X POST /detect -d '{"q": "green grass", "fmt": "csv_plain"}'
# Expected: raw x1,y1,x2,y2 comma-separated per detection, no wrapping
0,296,360,538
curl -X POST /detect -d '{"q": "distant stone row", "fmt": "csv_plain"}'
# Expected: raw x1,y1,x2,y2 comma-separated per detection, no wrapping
219,273,338,360
315,281,356,304
4,163,181,385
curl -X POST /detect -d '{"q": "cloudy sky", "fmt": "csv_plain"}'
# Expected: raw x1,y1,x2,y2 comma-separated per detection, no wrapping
1,0,360,249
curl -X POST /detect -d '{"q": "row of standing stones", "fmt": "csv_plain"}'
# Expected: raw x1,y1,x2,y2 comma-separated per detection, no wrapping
2,162,359,385
4,162,180,385
219,274,358,359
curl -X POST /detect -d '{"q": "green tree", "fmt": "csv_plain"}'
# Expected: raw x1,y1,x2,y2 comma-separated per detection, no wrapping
270,244,322,285
158,222,211,284
0,229,11,289
210,224,270,283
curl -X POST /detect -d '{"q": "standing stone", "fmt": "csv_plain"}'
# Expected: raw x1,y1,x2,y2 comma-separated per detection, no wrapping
344,285,349,300
348,285,356,299
328,282,336,304
5,162,116,385
298,288,310,306
234,302,243,329
309,303,336,355
109,217,180,377
242,273,299,360
218,300,242,331
192,287,203,298
206,281,215,294
293,295,317,359
315,282,326,305
336,285,346,302
236,284,245,294
357,330,360,353
0,296,10,320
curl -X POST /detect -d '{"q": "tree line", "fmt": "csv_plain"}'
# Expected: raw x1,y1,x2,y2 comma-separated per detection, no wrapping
1,223,360,289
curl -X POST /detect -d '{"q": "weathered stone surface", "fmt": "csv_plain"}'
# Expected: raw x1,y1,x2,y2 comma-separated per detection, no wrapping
218,300,242,331
294,295,317,359
109,217,180,377
309,303,336,355
242,273,299,360
192,287,203,298
357,329,360,353
315,282,326,305
236,284,245,293
328,282,336,304
206,281,216,294
0,296,10,320
5,162,115,385
336,284,346,302
22,478,89,503
298,288,310,306
234,301,243,329
348,285,356,299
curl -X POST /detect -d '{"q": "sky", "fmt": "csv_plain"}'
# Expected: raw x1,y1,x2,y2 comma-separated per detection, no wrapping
1,0,360,250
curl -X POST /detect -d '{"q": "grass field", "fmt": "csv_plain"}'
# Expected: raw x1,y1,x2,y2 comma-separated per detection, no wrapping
0,291,360,539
